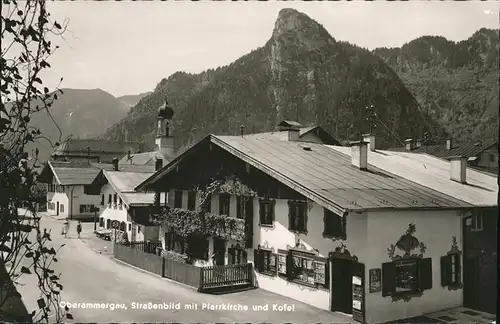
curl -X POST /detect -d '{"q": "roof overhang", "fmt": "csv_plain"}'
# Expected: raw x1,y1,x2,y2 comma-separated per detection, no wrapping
136,135,347,216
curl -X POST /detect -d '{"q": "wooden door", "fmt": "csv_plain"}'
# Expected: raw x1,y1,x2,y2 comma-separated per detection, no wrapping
331,257,353,314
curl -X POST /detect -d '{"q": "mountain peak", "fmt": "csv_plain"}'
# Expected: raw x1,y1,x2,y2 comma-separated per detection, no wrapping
272,8,336,50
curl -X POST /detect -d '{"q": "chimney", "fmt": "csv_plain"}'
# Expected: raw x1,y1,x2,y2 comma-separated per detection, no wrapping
350,141,368,170
112,158,119,171
415,139,422,148
405,138,413,151
449,156,467,184
362,133,376,151
446,138,453,150
287,127,300,142
155,158,163,171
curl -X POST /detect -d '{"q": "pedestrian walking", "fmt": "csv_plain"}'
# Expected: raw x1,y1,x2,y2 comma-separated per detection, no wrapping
76,221,82,239
63,221,70,238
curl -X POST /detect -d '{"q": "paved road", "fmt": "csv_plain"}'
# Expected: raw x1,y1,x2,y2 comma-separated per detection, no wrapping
17,215,353,323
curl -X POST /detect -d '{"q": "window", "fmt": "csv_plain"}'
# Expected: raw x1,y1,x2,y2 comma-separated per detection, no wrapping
490,153,495,162
229,246,247,265
119,197,123,208
382,258,432,297
441,253,461,287
113,193,117,206
174,190,183,208
106,219,111,229
323,209,346,239
100,194,105,206
288,200,307,233
79,205,94,213
108,194,112,206
165,231,186,254
128,223,131,231
99,217,104,227
59,204,64,213
203,194,212,213
187,191,197,211
259,199,275,226
236,196,247,219
119,222,126,232
254,248,276,275
219,193,230,216
289,251,316,285
188,236,209,260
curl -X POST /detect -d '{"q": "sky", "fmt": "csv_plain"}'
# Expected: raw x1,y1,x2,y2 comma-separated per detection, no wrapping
35,1,500,98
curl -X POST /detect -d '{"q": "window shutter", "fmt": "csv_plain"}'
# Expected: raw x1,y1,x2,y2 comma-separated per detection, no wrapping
286,251,294,280
242,250,248,264
254,249,259,271
455,255,462,284
440,255,452,287
418,257,433,291
259,203,264,225
382,262,396,297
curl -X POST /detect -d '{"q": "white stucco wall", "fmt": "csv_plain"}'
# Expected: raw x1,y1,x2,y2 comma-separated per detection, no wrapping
46,178,99,220
99,183,132,241
250,198,367,311
364,209,463,324
46,178,69,218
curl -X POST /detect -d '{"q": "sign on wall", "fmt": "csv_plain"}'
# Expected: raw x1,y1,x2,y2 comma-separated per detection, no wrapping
369,268,382,293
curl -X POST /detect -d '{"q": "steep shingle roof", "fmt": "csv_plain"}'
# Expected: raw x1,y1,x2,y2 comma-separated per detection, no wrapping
138,135,472,215
387,139,497,158
103,170,166,206
328,146,497,207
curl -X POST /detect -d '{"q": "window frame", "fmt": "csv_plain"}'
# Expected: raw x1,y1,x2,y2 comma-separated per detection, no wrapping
259,199,275,227
236,196,247,220
254,248,276,276
174,190,183,209
187,191,197,211
441,252,462,288
288,200,308,234
323,208,346,239
382,257,433,298
219,193,230,216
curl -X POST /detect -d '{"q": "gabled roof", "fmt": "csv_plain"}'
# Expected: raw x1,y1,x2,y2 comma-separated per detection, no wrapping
38,160,155,186
95,170,166,206
137,135,472,215
387,138,497,158
244,125,341,145
51,139,140,156
118,151,164,165
327,146,497,207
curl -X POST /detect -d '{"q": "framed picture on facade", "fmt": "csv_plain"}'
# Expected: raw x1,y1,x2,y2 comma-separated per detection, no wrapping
369,268,381,293
314,261,326,284
277,254,287,276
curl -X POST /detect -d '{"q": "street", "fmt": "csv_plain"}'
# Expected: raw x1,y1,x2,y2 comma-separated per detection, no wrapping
16,214,353,323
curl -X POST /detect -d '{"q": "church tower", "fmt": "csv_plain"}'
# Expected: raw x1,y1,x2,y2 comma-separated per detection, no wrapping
156,97,175,160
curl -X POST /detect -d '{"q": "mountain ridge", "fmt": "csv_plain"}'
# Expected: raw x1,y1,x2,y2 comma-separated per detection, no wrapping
102,8,442,151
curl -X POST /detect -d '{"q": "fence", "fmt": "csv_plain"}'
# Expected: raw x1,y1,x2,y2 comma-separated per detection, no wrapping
114,243,254,292
200,263,253,290
130,241,162,254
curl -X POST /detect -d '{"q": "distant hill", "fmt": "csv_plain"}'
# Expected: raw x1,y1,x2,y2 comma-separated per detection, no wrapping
117,92,152,109
26,88,134,162
373,28,499,144
102,8,443,151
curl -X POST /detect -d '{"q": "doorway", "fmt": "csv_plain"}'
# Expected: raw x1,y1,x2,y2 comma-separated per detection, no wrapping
56,201,60,216
331,257,354,314
213,238,226,265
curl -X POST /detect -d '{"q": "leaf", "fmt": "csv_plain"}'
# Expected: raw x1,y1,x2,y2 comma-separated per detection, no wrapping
40,60,51,68
37,298,46,309
66,313,73,320
44,87,49,94
0,244,12,253
20,266,32,274
34,77,42,84
54,22,62,29
25,251,34,258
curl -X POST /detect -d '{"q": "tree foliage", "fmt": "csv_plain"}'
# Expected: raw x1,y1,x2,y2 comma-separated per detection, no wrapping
0,0,72,322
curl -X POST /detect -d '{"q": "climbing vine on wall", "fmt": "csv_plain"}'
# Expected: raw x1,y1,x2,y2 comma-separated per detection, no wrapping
197,175,258,209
